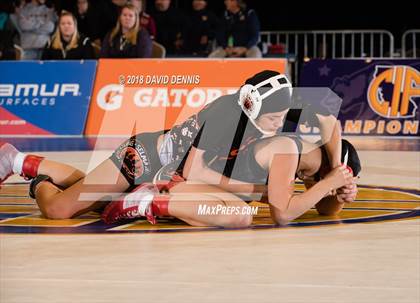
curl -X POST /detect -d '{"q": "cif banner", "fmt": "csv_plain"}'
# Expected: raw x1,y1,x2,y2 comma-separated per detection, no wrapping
85,59,287,136
300,59,420,136
0,61,96,136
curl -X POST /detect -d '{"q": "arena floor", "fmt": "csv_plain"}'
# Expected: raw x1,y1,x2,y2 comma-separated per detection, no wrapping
0,137,419,303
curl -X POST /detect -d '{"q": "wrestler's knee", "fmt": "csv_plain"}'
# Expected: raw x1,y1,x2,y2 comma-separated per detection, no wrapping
236,212,253,228
40,200,73,219
217,212,253,228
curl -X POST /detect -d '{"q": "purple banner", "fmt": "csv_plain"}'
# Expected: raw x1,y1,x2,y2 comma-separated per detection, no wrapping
300,59,420,136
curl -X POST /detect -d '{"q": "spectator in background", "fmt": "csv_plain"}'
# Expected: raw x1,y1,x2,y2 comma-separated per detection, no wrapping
130,0,156,39
150,0,188,55
41,10,95,60
209,0,261,58
184,0,218,56
0,1,19,60
57,0,74,12
17,0,57,59
74,0,102,45
100,3,152,58
107,0,128,30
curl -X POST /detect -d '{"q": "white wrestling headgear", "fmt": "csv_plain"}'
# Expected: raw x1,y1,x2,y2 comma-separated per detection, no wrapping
238,73,292,135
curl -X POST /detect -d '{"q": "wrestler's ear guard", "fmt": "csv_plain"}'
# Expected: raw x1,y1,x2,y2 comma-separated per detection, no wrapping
238,74,292,120
238,84,262,120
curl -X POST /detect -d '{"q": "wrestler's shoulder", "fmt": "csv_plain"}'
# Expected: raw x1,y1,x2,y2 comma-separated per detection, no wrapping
256,135,299,154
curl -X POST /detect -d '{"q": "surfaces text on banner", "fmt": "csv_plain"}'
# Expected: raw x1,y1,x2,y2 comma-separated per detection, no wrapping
0,60,97,136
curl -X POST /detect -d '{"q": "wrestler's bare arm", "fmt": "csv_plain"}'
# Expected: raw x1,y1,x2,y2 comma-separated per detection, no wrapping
182,146,255,195
261,138,352,225
304,178,358,216
317,115,342,168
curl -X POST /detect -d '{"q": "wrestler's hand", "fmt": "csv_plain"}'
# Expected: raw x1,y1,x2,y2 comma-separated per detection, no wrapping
323,165,353,190
337,178,358,203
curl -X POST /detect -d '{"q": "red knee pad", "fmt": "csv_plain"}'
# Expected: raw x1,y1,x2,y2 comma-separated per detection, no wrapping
22,155,44,179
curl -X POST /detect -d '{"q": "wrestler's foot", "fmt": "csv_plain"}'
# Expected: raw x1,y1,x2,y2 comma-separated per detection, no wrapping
0,142,20,185
101,183,159,224
0,142,44,185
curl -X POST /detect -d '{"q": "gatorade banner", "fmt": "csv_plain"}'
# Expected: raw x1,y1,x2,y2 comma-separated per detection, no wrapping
0,61,96,136
85,59,287,136
300,59,420,136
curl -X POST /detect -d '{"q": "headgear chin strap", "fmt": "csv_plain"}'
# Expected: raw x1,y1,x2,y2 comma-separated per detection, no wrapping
238,74,292,135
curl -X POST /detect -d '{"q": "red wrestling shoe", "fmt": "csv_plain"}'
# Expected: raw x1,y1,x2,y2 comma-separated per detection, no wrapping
0,142,44,186
101,183,159,224
0,142,19,185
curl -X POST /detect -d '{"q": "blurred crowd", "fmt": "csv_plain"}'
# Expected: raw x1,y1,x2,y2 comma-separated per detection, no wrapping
0,0,262,60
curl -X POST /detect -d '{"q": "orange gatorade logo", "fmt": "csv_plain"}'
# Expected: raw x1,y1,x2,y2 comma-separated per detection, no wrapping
367,65,420,118
85,59,287,135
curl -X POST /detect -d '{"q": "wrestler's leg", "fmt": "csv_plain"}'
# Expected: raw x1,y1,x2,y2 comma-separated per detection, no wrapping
35,159,129,219
166,193,253,228
37,159,86,188
1,142,114,218
0,142,85,188
165,182,253,228
34,131,156,219
102,181,253,228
